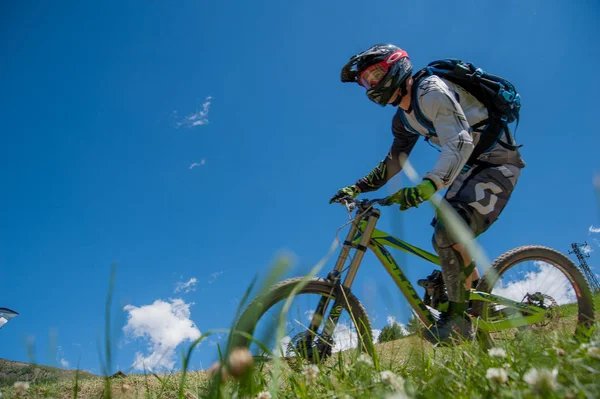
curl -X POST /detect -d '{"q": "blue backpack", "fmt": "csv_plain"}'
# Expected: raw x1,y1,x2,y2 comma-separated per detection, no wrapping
411,59,522,166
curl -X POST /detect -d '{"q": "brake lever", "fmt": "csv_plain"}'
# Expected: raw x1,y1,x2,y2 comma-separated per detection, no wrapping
341,197,356,212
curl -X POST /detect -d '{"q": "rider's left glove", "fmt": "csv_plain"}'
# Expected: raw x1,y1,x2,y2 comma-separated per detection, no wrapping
380,179,437,211
329,184,360,204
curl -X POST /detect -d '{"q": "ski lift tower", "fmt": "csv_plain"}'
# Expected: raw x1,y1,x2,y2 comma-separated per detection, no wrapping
569,242,600,293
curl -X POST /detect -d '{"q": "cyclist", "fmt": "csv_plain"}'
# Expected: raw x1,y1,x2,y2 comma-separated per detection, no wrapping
329,44,526,344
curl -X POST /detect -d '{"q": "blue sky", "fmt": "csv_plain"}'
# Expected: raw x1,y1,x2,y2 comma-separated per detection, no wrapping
1,0,599,375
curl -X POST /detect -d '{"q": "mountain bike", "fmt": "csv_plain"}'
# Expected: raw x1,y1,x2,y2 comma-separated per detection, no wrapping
230,197,596,365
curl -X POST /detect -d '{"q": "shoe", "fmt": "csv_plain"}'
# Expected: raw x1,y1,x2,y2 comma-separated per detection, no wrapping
422,312,474,345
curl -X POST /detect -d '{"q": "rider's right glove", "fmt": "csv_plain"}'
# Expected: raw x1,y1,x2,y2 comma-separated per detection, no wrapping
380,179,436,211
329,184,360,204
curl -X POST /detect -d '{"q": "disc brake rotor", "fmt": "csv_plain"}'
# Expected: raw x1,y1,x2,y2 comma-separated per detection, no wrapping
285,331,334,370
523,292,560,327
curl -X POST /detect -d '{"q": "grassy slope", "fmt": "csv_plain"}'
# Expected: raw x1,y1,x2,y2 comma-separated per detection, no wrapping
0,358,97,387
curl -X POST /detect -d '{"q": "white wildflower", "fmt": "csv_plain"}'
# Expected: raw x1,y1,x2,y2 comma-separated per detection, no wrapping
488,347,507,358
256,391,272,399
486,367,508,384
378,370,404,391
523,367,558,392
302,364,319,383
357,353,374,366
13,382,30,392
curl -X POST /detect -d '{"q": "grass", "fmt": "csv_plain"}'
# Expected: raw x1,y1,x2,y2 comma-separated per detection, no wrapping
1,324,599,398
1,264,599,399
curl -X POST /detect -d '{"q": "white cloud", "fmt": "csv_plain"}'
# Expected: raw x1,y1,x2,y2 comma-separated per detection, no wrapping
56,346,69,369
491,261,577,306
582,245,593,255
189,159,206,169
208,271,223,284
589,225,600,234
123,298,201,371
332,322,382,352
271,335,292,357
179,96,212,128
174,278,198,294
373,329,382,343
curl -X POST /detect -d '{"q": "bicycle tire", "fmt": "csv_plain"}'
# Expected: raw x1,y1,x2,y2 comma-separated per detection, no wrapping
472,245,596,344
230,277,374,363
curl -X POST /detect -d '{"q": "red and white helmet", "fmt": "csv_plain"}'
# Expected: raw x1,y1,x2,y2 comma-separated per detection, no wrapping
341,44,413,106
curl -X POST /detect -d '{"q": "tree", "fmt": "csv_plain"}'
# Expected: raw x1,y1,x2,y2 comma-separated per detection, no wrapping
378,322,405,343
405,314,421,336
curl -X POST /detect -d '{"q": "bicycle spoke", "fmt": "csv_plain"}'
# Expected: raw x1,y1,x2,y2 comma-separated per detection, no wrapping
473,246,595,344
491,260,576,307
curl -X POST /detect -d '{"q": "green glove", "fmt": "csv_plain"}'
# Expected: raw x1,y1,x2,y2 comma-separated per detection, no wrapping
380,179,437,211
329,184,360,204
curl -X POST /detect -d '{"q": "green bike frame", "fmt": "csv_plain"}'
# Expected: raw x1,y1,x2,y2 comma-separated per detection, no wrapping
316,206,546,339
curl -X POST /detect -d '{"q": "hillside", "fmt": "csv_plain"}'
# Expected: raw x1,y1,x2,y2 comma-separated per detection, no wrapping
0,358,98,387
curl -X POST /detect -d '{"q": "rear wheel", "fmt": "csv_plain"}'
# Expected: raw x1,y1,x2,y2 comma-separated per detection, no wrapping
230,277,374,369
472,245,595,345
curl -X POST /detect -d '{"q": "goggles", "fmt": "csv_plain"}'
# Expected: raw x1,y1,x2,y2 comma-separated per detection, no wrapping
358,50,408,90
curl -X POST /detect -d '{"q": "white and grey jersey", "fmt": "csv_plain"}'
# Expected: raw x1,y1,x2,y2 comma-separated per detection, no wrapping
395,75,526,190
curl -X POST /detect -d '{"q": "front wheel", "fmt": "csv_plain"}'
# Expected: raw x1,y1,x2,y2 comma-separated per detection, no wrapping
472,245,596,345
230,277,374,368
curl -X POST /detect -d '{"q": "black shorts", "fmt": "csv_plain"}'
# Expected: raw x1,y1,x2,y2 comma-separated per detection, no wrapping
432,163,522,238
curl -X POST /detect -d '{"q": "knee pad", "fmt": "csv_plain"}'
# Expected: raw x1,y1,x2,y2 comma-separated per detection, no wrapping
432,224,464,269
431,204,474,248
432,220,458,251
432,221,468,303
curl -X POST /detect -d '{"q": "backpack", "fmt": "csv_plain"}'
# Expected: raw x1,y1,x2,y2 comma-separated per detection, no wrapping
410,59,522,167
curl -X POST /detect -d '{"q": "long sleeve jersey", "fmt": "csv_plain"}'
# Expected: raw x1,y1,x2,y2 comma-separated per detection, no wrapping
355,75,526,193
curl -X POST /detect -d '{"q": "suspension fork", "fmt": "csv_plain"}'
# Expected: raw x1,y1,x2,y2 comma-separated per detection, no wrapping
306,209,381,343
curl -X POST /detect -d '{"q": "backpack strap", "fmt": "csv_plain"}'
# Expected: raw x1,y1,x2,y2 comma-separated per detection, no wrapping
410,69,436,136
